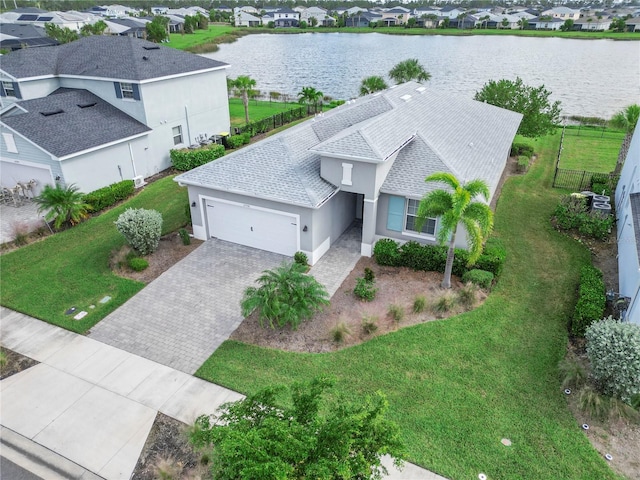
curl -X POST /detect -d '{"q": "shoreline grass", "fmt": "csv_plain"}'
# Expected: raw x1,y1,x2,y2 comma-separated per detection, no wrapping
194,131,621,479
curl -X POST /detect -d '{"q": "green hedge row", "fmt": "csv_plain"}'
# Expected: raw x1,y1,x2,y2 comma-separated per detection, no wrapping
227,132,251,149
373,237,506,279
572,265,606,337
84,180,135,213
170,143,225,171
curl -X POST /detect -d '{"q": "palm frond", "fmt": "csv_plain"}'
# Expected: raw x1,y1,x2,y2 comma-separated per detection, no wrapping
460,217,484,264
463,179,490,202
424,172,459,190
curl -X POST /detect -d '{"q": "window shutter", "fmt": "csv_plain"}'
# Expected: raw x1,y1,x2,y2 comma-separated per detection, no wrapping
132,83,140,100
114,82,122,98
12,82,22,99
387,196,405,232
0,83,5,97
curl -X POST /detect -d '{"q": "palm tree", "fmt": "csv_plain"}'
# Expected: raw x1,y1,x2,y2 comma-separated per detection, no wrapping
35,183,91,230
416,173,494,289
611,104,640,173
388,58,431,84
298,86,323,113
229,75,256,124
360,76,389,96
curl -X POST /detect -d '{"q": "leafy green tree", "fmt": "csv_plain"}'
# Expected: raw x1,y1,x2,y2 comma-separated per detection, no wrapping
299,20,308,29
190,376,405,480
44,23,79,44
474,77,562,138
229,75,257,124
309,16,318,27
146,15,169,42
407,17,417,28
501,17,509,29
80,20,107,36
610,16,628,32
560,19,574,31
360,76,389,96
197,13,209,29
35,183,90,230
241,261,329,330
388,58,431,84
298,86,323,113
417,173,494,289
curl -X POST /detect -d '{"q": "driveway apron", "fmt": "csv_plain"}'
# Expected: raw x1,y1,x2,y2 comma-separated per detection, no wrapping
89,240,286,374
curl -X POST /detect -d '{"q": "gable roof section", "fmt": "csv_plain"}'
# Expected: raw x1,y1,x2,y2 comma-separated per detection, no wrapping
0,35,228,81
1,89,150,158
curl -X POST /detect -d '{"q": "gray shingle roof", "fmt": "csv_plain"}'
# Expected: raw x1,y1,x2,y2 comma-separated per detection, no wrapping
0,35,228,81
175,82,522,208
1,89,150,158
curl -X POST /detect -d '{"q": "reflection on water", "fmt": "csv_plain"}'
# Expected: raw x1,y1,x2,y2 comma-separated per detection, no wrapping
204,32,640,118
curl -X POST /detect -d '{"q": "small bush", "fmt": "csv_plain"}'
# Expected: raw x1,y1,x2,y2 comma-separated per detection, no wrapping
413,295,426,313
331,322,351,343
361,315,378,334
607,397,639,422
364,267,375,283
473,238,506,278
388,304,404,323
457,283,478,308
226,135,247,149
591,182,612,197
128,256,149,271
115,208,163,255
576,212,613,241
553,195,612,240
354,277,377,301
572,266,605,337
586,317,640,403
84,180,135,213
578,385,608,420
434,292,456,313
558,358,587,389
461,269,494,289
294,251,308,266
510,142,534,157
170,143,225,171
11,221,30,246
517,155,529,173
179,228,191,245
373,238,400,266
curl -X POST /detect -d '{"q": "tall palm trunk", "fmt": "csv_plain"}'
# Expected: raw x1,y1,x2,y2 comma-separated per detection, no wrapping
242,90,250,124
442,226,457,289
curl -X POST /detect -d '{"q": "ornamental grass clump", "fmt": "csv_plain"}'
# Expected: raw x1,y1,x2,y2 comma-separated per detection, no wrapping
115,208,163,255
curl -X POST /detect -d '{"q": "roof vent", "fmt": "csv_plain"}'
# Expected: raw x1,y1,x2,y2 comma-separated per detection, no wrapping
416,86,426,94
40,109,64,117
400,94,412,102
77,102,97,109
142,55,149,60
143,45,160,50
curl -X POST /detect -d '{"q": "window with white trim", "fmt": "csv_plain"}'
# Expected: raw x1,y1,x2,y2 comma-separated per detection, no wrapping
172,125,183,145
2,81,15,97
405,199,436,235
120,82,135,99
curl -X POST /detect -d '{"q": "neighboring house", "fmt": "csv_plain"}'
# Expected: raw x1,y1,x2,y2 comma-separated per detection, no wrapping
299,6,335,27
174,82,522,265
625,17,640,32
151,6,169,15
235,11,262,27
438,6,467,19
345,11,382,27
273,8,300,27
104,18,149,37
614,124,640,324
485,13,521,29
381,6,411,25
0,36,230,193
0,24,59,51
528,16,564,30
541,6,581,20
573,16,612,30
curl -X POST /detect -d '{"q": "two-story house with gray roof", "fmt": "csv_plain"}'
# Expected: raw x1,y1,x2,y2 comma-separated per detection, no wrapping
0,35,230,194
175,82,522,264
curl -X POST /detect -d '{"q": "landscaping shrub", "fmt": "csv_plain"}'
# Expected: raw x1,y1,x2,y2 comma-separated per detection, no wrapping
373,238,400,266
517,155,529,173
591,182,612,197
115,208,163,255
473,238,506,278
557,358,587,389
462,269,494,289
179,228,191,245
354,277,377,302
170,143,225,171
294,251,308,266
361,315,378,334
572,265,605,337
510,142,534,157
457,283,478,308
553,195,587,230
434,292,456,313
586,317,640,403
576,213,613,241
413,295,426,313
364,267,375,283
127,256,149,271
331,322,351,343
388,304,404,323
84,180,135,213
226,135,248,149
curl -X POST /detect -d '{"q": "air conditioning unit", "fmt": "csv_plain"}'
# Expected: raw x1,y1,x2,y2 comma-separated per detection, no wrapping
592,194,610,204
591,202,611,217
133,175,146,188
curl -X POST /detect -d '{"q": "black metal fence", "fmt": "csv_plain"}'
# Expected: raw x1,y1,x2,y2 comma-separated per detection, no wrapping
552,168,617,191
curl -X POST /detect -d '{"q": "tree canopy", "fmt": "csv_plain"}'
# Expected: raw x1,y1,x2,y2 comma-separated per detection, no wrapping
190,376,405,480
145,15,169,43
360,76,389,96
474,77,562,138
229,75,257,124
44,23,79,44
388,58,431,84
610,104,640,134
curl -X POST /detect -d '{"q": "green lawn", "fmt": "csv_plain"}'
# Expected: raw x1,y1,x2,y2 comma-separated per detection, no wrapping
229,98,303,127
0,176,188,333
559,126,625,173
195,132,620,479
166,25,239,51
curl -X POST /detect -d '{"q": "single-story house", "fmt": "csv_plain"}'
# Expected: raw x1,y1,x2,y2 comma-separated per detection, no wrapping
615,124,640,324
174,82,522,265
528,16,564,30
235,11,262,27
0,23,59,51
573,16,612,30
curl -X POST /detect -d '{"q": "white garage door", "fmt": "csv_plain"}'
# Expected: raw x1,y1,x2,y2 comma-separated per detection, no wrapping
1,160,54,197
206,199,299,256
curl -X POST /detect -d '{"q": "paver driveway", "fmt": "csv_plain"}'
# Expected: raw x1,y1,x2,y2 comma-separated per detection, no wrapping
89,240,286,374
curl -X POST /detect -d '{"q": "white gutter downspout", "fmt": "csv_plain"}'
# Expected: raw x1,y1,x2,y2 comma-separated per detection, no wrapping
185,105,192,145
128,142,138,176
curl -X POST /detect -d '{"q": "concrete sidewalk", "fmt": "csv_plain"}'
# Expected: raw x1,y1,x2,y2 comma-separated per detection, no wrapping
1,310,447,480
